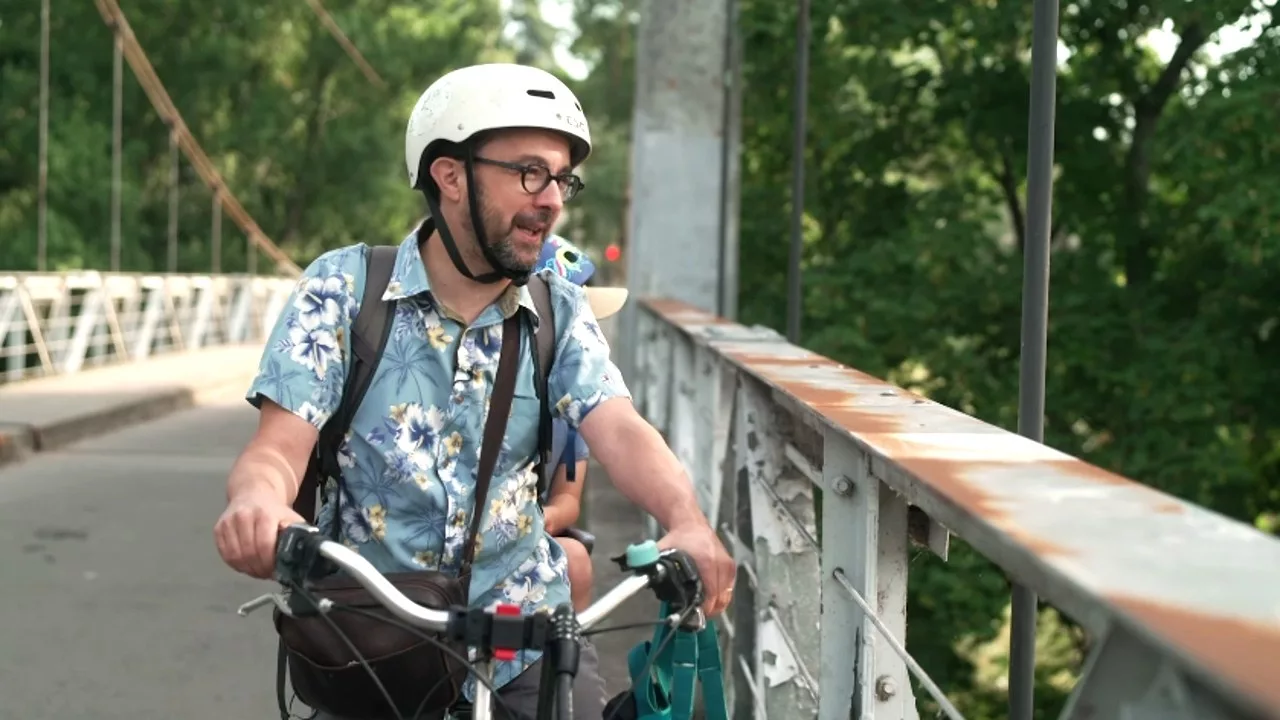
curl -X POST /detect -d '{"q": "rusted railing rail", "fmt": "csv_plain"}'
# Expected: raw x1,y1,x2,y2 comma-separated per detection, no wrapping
630,297,1280,720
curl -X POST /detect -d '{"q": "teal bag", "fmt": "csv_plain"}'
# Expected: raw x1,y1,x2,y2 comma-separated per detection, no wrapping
624,602,728,720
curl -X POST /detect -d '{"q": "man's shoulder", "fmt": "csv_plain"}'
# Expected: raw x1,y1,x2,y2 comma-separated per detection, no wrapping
536,269,586,303
298,242,373,285
533,269,587,328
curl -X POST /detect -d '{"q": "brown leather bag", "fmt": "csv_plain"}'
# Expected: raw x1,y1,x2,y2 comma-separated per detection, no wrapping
271,247,533,720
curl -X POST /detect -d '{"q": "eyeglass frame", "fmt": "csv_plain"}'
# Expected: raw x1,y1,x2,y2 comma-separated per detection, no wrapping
472,156,585,202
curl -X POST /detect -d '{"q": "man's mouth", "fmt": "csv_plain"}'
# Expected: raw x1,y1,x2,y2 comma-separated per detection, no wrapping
512,220,546,241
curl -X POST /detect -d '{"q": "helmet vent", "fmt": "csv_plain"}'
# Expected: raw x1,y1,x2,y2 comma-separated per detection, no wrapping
527,89,556,100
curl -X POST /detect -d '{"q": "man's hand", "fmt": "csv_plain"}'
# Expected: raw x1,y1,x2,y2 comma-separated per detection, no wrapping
543,505,564,535
214,489,305,580
657,520,736,617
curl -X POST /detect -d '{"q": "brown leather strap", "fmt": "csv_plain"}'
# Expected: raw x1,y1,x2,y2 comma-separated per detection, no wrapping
458,311,524,583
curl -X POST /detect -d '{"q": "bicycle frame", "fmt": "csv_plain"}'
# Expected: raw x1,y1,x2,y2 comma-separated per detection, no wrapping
238,524,705,720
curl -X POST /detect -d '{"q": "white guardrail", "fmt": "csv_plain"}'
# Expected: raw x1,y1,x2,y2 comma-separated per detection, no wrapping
0,271,296,383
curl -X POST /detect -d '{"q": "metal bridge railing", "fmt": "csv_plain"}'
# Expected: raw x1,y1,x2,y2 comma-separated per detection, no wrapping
631,298,1280,720
0,271,296,384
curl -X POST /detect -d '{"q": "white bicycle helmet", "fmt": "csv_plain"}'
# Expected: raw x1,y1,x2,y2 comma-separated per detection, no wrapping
402,64,592,286
405,63,592,189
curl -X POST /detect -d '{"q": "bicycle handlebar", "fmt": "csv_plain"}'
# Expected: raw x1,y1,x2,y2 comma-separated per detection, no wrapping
236,524,707,720
238,523,707,637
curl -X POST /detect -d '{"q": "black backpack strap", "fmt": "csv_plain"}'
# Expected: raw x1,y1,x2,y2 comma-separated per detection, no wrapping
293,245,399,524
279,244,397,720
527,274,557,497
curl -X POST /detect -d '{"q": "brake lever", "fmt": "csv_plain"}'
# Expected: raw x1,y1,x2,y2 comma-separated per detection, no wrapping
237,592,294,617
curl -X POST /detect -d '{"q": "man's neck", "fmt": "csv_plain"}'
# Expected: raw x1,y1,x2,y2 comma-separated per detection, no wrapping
419,227,510,326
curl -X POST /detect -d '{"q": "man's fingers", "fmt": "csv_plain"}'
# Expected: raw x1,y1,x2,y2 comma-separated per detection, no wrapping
254,510,281,579
214,519,239,569
214,499,302,580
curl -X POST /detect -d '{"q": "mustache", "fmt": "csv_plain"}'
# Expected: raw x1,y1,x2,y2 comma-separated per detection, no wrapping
511,209,553,232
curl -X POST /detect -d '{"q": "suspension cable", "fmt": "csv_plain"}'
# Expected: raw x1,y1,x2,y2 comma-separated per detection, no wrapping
91,0,302,276
301,0,386,89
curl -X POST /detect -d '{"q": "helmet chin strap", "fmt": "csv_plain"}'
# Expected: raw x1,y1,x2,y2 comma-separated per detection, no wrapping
420,148,534,287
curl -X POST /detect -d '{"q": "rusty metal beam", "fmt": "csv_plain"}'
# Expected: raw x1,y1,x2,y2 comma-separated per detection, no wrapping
639,297,1280,720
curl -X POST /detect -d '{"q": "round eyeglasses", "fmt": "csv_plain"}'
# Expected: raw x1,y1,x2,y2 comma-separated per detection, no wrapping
473,156,585,202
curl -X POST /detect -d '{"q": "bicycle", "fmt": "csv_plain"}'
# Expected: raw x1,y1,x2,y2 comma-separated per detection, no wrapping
237,523,709,720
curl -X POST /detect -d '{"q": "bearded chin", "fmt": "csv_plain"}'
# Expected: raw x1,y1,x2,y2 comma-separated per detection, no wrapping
486,222,540,273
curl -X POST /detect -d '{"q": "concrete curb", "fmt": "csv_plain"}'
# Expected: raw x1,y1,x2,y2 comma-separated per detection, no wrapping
0,425,36,466
0,374,256,468
0,388,197,467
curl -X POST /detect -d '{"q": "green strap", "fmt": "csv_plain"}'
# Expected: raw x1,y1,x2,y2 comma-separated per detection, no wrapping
670,631,699,720
628,602,729,720
694,622,727,720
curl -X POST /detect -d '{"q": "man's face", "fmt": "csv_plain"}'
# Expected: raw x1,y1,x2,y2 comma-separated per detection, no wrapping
466,129,573,273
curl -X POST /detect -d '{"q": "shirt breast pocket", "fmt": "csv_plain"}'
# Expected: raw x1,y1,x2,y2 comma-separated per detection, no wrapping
500,366,543,472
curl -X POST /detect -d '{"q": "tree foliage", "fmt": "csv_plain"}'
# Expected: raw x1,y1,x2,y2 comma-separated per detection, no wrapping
0,0,511,271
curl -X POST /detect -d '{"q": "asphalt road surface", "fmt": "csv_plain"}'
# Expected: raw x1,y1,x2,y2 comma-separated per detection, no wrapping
0,386,281,718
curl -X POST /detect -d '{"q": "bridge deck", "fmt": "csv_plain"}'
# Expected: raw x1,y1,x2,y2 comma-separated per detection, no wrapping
0,348,655,717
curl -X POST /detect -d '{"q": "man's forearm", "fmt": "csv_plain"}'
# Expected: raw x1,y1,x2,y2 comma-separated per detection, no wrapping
583,399,707,532
227,443,302,506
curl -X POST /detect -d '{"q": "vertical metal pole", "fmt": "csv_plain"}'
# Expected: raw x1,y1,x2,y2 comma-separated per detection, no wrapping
785,0,810,343
167,130,179,273
621,0,736,380
110,33,123,272
1011,0,1059,716
211,193,222,274
37,0,51,272
715,0,741,321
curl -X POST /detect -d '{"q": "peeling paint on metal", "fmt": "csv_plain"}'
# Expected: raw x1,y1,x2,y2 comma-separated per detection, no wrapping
748,460,816,556
758,613,801,689
772,474,812,504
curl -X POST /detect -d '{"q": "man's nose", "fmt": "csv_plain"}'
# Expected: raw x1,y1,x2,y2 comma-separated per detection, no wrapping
533,181,564,213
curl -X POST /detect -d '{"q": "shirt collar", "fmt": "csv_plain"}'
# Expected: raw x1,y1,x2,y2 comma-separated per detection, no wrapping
380,218,540,323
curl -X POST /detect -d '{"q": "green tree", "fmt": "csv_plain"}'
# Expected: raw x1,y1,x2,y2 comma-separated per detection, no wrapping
0,0,514,272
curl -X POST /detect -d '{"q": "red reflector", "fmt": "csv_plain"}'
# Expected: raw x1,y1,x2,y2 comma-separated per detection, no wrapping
493,604,521,660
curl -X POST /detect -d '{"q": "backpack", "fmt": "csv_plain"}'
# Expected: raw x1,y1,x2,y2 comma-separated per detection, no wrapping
292,244,558,524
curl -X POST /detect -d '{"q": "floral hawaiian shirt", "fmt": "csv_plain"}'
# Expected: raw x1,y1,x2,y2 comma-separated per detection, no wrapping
245,230,631,698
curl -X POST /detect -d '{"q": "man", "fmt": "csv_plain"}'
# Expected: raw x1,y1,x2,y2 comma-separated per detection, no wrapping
213,63,734,719
533,234,630,612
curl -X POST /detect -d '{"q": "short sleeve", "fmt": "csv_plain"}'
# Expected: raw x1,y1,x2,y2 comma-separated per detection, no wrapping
547,289,631,429
245,246,363,429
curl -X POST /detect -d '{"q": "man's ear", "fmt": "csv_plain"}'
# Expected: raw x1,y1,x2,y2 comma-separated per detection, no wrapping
429,157,466,203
